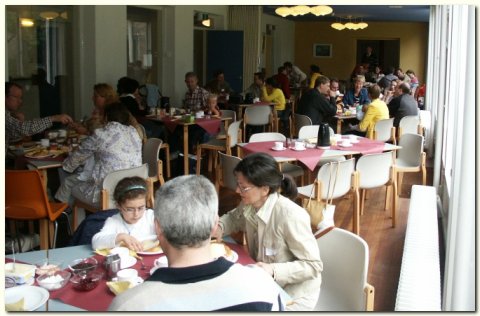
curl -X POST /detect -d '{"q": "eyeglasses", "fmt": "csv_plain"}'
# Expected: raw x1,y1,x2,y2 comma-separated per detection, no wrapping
121,205,146,213
237,183,255,193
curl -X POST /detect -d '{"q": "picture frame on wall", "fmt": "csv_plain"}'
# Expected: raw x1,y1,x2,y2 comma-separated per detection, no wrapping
313,44,332,58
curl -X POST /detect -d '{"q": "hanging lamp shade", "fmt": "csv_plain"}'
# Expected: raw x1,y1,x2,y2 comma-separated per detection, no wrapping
310,5,333,16
275,6,291,17
292,5,311,16
345,21,356,30
40,11,59,20
331,22,345,30
357,21,369,29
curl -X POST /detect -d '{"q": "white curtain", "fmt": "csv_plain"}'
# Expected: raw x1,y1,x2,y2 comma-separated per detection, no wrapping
228,6,261,92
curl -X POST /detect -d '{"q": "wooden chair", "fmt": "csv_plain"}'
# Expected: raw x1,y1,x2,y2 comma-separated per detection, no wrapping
137,122,170,178
215,152,242,193
373,118,396,144
142,138,166,186
6,169,72,249
314,228,375,311
356,151,397,229
216,110,237,140
294,113,312,138
243,105,273,142
196,120,243,176
395,133,426,195
72,163,153,230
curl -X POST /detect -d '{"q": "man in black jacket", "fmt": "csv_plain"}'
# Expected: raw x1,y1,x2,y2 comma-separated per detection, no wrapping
388,82,419,127
296,76,338,126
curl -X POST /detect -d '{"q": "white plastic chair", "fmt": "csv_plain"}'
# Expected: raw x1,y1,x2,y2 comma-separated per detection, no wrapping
419,110,431,149
374,118,396,144
217,110,237,140
395,133,426,195
297,158,360,234
215,152,242,193
356,151,397,229
398,115,420,140
142,138,166,186
243,105,272,141
314,228,375,311
248,132,305,185
196,120,242,175
294,113,312,138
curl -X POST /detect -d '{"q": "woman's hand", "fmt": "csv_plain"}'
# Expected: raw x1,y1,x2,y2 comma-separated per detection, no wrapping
256,262,274,277
116,233,143,252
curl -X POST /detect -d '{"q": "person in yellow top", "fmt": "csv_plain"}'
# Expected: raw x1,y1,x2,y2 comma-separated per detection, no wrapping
309,65,322,89
261,77,286,112
349,84,389,139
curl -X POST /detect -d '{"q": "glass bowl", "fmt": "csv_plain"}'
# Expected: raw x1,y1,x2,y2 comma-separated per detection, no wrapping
37,270,71,291
68,257,98,276
69,271,104,291
34,259,63,276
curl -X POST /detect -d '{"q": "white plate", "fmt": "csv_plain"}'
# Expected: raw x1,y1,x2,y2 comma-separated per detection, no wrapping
339,143,353,147
137,248,164,256
223,250,239,263
5,285,49,311
291,147,306,151
271,146,287,151
120,256,137,269
24,152,53,159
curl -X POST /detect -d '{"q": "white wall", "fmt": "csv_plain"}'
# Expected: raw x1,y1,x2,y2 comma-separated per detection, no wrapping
262,14,296,73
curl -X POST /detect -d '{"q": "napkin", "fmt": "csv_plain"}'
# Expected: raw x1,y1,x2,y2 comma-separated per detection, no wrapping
106,281,133,296
5,298,25,311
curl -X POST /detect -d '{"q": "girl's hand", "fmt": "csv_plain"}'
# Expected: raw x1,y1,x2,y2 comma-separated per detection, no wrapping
116,233,143,252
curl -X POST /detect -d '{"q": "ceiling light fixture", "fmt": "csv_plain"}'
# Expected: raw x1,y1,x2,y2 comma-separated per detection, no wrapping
275,5,333,18
20,18,34,27
330,16,368,31
40,11,59,20
274,6,291,17
201,18,211,27
310,5,333,16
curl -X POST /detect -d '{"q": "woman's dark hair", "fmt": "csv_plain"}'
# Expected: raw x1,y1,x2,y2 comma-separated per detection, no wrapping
114,176,147,205
117,76,139,95
104,102,131,126
234,153,297,200
265,77,279,89
310,64,320,73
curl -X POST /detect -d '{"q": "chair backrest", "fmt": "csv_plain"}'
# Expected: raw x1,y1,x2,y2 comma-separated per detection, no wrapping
218,110,237,136
294,113,312,136
227,120,243,148
217,152,242,192
5,170,52,221
397,133,424,167
298,125,319,140
314,228,370,311
244,105,271,126
102,163,149,209
356,151,394,189
374,118,395,142
399,115,420,136
249,132,285,143
142,138,163,179
316,158,355,200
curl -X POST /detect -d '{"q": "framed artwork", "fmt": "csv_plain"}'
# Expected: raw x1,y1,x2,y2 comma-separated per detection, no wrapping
313,44,332,58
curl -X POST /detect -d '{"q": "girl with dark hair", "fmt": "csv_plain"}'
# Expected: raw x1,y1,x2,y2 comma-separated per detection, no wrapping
92,177,156,251
214,152,323,311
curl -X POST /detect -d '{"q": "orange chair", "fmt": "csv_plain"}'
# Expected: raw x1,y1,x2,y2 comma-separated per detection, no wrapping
5,169,72,249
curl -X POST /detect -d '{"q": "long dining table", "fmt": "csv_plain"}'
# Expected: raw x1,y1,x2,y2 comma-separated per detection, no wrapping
147,114,229,175
5,237,292,311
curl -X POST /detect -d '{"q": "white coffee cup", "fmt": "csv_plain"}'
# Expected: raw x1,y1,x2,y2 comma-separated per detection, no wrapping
294,141,305,150
334,134,343,141
47,131,58,140
274,142,283,150
349,135,358,141
116,268,138,283
342,139,351,146
41,139,50,147
58,129,67,137
195,111,203,119
253,97,260,103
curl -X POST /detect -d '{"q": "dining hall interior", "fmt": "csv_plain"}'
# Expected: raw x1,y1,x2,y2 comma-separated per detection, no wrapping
3,4,475,312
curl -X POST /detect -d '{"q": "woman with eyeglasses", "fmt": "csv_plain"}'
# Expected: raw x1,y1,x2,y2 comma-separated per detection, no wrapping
91,177,156,252
213,153,323,311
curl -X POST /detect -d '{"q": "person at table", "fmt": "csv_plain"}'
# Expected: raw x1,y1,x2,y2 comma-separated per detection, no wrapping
109,175,284,311
273,66,291,100
205,69,233,107
348,84,389,138
5,82,73,150
244,72,265,101
283,61,307,88
378,66,399,92
308,64,322,89
213,153,323,311
206,93,221,117
91,176,155,251
329,77,344,113
296,76,337,125
342,75,371,112
262,77,287,130
387,82,419,127
55,102,142,206
382,79,401,105
406,69,420,95
184,71,210,112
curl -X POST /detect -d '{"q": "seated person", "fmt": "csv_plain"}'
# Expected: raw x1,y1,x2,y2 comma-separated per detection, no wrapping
308,64,322,89
92,176,156,252
296,76,337,125
55,102,142,207
109,175,284,311
184,72,209,112
348,84,389,138
387,82,419,127
262,77,288,133
273,66,291,100
206,94,221,117
244,72,265,101
342,75,371,110
213,153,323,311
205,69,233,106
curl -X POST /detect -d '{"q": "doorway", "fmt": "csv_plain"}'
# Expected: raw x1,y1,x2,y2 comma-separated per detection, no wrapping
356,39,400,71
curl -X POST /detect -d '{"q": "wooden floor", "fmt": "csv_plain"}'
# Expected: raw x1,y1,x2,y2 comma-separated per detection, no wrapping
215,166,432,311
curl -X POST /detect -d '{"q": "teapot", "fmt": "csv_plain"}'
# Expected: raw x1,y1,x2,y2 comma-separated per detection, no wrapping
316,123,331,148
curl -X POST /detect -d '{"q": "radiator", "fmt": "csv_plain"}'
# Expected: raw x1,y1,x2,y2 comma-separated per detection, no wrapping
395,185,442,311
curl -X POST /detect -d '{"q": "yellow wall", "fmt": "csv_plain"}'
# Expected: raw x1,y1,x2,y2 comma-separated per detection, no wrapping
294,21,429,83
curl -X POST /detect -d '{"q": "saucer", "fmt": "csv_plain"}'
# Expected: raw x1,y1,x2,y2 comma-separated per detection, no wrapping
292,147,306,151
271,146,287,151
339,143,353,148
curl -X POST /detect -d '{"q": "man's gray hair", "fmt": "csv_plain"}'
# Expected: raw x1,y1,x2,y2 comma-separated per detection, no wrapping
154,175,218,248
